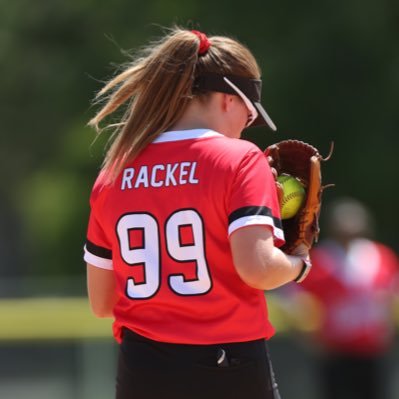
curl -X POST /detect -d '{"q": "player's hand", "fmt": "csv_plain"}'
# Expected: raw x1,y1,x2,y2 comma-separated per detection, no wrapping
289,243,309,258
285,245,312,283
266,155,284,207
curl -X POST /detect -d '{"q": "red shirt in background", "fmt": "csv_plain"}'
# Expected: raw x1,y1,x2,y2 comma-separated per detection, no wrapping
302,239,399,355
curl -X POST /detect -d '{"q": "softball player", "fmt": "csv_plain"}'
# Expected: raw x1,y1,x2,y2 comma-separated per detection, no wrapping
84,27,310,399
299,198,399,399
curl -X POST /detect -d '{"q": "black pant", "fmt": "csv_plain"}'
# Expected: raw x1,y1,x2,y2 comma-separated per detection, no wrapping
116,328,281,399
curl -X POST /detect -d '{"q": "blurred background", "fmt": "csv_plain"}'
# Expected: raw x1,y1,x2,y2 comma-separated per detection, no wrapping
1,0,398,398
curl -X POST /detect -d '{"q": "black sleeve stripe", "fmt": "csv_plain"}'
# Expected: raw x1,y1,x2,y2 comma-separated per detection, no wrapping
85,239,112,259
228,206,282,230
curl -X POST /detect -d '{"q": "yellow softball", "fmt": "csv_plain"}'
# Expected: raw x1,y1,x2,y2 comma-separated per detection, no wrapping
277,174,306,219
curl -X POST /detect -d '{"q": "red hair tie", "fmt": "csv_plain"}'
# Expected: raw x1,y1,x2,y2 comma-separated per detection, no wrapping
191,30,211,55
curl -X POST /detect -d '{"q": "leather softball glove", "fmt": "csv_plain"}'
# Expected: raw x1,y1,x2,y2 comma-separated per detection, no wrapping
265,140,333,255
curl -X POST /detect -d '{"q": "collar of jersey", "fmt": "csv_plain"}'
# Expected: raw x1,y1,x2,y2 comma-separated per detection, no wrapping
153,129,223,143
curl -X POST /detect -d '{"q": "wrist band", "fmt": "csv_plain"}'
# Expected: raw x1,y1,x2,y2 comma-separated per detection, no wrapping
294,256,312,283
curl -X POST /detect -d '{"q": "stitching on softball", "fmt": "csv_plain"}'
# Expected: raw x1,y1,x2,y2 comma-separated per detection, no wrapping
281,191,305,208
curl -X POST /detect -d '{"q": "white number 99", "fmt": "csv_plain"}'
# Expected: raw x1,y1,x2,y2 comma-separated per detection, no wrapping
116,210,212,299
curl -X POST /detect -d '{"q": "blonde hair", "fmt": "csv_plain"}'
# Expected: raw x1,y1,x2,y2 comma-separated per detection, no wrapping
89,27,261,183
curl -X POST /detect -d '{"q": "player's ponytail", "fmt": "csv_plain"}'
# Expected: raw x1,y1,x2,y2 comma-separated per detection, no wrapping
89,26,261,183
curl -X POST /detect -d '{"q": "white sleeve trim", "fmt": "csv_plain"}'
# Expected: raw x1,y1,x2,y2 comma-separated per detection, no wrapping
228,215,285,242
84,246,113,270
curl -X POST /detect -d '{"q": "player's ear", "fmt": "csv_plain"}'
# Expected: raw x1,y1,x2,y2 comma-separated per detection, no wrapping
221,93,235,112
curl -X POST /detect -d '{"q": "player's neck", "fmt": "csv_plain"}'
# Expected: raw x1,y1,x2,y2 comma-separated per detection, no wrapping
169,95,225,134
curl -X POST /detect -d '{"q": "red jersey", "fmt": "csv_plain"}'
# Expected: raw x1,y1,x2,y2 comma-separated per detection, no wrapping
302,239,399,355
84,129,284,344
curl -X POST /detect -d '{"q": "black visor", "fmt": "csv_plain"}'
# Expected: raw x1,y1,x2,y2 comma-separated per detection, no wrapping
193,73,277,131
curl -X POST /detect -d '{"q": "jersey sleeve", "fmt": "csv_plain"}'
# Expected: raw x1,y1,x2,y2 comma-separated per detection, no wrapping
83,179,113,270
227,148,285,246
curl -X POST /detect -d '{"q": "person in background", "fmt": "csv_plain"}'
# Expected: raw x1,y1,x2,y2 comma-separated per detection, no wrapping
299,197,399,399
